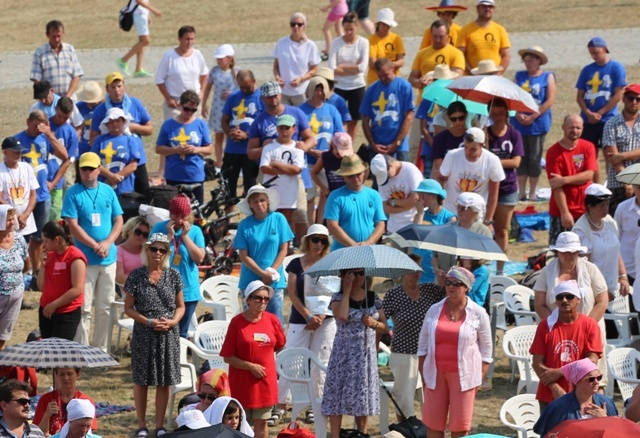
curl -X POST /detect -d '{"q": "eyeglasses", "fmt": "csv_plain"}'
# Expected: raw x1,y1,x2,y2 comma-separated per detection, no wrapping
290,22,304,27
182,106,198,113
148,246,168,254
251,295,271,303
587,375,604,383
445,279,465,287
80,167,97,172
555,294,576,301
625,95,640,103
10,398,30,406
449,115,466,122
134,228,149,238
197,393,216,401
310,236,328,245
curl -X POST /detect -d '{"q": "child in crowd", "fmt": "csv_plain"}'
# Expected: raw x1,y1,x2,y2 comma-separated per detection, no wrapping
320,0,348,60
117,0,162,77
204,396,254,436
202,44,238,168
311,131,352,223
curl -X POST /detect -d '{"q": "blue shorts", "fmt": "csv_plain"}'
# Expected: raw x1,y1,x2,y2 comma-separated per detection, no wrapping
29,199,52,241
498,191,519,206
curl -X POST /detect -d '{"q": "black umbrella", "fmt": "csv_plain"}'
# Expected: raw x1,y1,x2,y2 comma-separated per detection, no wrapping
164,424,252,438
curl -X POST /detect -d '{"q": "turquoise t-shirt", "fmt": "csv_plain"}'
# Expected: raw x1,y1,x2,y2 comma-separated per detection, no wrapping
234,211,294,290
468,264,490,307
415,207,456,283
150,220,205,303
61,182,124,266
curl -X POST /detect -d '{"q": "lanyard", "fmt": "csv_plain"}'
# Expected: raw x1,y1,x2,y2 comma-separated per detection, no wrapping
84,184,100,211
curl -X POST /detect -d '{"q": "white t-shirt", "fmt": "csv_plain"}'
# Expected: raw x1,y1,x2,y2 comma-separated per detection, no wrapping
573,215,620,291
328,36,369,90
439,147,505,213
272,37,321,97
377,161,423,233
260,140,306,209
155,49,210,97
614,196,640,277
0,162,40,236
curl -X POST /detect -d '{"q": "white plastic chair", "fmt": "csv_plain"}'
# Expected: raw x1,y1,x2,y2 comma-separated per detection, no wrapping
199,275,240,321
604,285,640,348
106,301,134,355
276,348,327,438
490,275,518,331
606,347,640,401
378,343,424,434
167,338,198,427
192,320,230,371
504,285,539,326
499,394,541,438
502,326,539,394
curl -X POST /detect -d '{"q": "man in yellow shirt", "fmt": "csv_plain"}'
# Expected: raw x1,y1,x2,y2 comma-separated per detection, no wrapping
367,8,405,85
420,0,467,50
457,0,510,75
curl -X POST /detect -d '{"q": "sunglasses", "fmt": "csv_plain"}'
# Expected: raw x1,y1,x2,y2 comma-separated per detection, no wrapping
80,167,97,172
587,375,604,383
555,293,577,301
148,246,168,254
449,115,466,122
182,106,198,113
445,279,465,287
351,271,365,277
11,398,30,406
290,22,304,27
251,295,271,303
625,95,640,103
310,236,328,245
134,228,149,238
197,393,216,401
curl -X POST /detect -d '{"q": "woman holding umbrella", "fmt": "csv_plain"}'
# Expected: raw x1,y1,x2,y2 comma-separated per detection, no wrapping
417,266,492,438
322,267,388,436
124,233,185,438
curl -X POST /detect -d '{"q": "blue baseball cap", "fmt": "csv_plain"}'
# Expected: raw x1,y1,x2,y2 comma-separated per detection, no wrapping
414,179,446,198
587,37,609,53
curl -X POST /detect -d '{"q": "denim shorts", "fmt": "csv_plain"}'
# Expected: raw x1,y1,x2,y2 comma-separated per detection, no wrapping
30,199,52,240
498,191,519,207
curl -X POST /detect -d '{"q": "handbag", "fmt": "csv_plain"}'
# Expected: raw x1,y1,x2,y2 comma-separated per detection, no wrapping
277,421,316,438
119,0,138,31
339,429,369,438
380,376,427,438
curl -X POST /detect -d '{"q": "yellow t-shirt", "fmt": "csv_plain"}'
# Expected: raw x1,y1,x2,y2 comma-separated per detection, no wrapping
457,21,510,71
411,44,465,76
420,22,461,50
367,32,406,85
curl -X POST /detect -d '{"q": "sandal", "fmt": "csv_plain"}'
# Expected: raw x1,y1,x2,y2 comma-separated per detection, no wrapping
154,428,167,437
320,51,329,61
134,427,149,438
305,409,314,423
267,408,286,426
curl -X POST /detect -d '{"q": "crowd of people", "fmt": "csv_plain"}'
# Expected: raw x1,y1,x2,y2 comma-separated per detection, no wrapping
1,0,640,437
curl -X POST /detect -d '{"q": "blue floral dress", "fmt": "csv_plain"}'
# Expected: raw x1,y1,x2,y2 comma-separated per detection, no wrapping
207,67,237,132
322,291,381,416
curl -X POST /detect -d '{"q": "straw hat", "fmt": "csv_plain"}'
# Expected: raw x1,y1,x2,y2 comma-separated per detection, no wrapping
335,155,369,176
517,46,548,65
76,81,105,103
426,64,460,80
470,59,504,75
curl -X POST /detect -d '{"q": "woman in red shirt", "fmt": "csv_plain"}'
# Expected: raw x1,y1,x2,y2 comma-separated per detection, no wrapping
220,280,285,438
37,220,88,340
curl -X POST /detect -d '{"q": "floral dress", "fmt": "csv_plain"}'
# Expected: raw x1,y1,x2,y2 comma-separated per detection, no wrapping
0,233,27,296
207,66,237,132
125,266,183,386
321,291,381,416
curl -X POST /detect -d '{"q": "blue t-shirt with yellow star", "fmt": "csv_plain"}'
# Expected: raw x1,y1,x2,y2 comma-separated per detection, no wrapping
575,60,626,123
14,130,51,202
221,88,264,155
248,105,310,147
360,77,415,153
76,101,95,156
48,117,79,190
156,118,212,183
298,102,344,165
91,133,142,194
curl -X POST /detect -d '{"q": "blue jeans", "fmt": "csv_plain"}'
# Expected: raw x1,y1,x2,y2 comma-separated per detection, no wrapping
266,288,284,328
179,300,199,338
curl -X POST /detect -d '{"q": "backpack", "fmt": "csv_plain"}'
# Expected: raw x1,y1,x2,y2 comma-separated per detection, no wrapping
119,0,139,32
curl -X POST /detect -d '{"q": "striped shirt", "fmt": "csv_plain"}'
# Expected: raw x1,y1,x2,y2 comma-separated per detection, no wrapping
30,42,83,96
603,113,640,188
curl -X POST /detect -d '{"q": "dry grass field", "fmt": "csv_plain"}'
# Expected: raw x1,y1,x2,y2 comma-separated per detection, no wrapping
3,0,640,436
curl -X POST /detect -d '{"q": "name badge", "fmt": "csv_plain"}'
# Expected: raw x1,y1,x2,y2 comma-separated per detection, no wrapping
13,197,24,206
54,262,67,270
91,213,101,227
172,254,182,265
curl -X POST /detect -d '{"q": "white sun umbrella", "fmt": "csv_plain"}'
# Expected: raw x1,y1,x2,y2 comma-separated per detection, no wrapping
446,75,539,113
616,163,640,185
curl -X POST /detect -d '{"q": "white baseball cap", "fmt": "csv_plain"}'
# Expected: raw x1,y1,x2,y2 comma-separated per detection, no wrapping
465,127,485,144
176,409,211,430
370,154,390,186
585,183,612,197
214,44,234,59
456,192,485,212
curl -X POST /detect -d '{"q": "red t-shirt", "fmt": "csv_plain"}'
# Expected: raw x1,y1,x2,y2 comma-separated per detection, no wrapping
529,314,602,403
220,312,286,409
545,139,597,219
32,390,98,434
40,246,88,313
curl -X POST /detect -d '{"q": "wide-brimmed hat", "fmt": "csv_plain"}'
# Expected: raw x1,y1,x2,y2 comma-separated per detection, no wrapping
77,81,105,103
99,107,131,134
315,66,335,82
549,231,588,253
414,179,446,198
301,224,331,248
426,65,460,80
471,59,503,75
517,46,548,65
243,280,275,302
376,8,398,27
425,0,467,12
305,76,330,100
237,184,280,215
335,154,369,176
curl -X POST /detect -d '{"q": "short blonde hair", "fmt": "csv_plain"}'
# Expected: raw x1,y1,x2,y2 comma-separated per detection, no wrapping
300,234,330,258
141,240,171,270
121,216,149,240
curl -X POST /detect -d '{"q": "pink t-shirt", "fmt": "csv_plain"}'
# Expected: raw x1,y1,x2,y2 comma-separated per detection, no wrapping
435,307,464,373
117,246,143,277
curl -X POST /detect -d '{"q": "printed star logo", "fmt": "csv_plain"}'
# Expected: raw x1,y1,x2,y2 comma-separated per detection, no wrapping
521,80,531,93
233,99,248,119
23,144,41,168
100,141,117,165
309,113,321,135
587,72,603,105
171,128,191,160
373,92,388,126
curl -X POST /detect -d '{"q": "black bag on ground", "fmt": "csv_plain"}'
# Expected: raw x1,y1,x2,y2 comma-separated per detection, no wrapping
148,184,179,210
119,0,138,31
389,416,427,438
119,192,146,223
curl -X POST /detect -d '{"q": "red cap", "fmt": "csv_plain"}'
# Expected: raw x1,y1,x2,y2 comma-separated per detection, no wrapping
169,194,191,217
624,84,640,96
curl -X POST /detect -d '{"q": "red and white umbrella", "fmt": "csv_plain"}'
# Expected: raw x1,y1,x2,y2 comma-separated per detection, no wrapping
446,75,539,113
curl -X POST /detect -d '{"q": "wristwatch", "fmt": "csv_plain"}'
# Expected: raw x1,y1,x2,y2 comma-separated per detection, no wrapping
483,219,494,226
390,199,397,208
